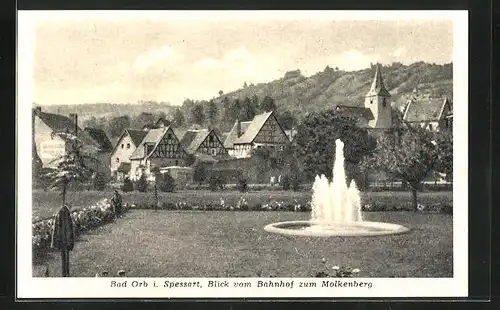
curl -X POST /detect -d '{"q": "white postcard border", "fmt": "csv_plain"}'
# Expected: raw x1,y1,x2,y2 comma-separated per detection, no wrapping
17,10,468,299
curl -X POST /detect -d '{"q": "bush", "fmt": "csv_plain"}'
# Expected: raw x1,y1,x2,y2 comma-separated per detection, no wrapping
237,178,248,192
208,175,226,191
93,172,106,191
290,174,301,192
281,175,291,190
135,174,148,192
121,177,134,192
158,173,176,192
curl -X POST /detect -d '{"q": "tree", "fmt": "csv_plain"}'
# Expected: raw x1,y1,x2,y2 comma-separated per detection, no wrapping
368,125,437,210
294,109,376,182
135,173,148,192
218,90,224,97
45,132,98,206
240,96,257,121
93,172,106,191
190,103,205,125
260,96,276,112
251,95,260,112
229,98,242,120
172,108,185,127
277,110,296,130
434,129,453,182
136,112,155,127
206,100,218,127
108,115,131,138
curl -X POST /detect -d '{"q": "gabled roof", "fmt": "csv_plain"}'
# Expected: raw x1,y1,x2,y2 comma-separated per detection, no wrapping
403,97,451,122
334,105,375,121
155,118,170,128
83,127,113,152
34,109,82,134
365,65,391,97
129,127,169,160
179,129,211,154
110,128,148,155
223,121,252,149
127,129,149,146
234,111,274,145
33,109,100,151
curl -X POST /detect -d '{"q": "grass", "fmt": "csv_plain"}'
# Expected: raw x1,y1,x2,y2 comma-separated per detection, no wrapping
33,210,453,278
32,189,453,220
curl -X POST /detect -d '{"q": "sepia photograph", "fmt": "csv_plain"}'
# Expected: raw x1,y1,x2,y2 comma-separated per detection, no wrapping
17,10,468,299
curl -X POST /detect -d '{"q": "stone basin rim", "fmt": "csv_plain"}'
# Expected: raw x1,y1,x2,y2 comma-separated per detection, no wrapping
264,220,411,237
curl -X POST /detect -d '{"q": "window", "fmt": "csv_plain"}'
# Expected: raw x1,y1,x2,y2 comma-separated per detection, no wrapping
175,160,179,166
211,149,216,156
370,98,373,104
121,144,124,148
428,124,433,131
382,98,387,107
166,134,172,140
126,143,130,149
209,135,214,142
116,158,119,163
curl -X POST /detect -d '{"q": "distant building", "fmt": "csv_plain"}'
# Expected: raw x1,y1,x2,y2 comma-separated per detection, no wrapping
82,127,113,177
224,111,290,158
403,96,453,132
32,107,111,176
178,128,228,158
332,64,393,137
110,129,148,181
129,127,188,181
284,128,298,143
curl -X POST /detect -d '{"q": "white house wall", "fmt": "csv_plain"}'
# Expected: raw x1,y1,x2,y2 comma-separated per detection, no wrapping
34,116,66,169
110,134,137,174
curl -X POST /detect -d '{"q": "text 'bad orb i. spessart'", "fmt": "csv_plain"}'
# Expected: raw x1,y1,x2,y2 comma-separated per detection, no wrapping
110,279,373,289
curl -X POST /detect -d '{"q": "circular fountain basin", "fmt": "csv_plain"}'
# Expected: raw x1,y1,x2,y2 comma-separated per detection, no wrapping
264,221,410,237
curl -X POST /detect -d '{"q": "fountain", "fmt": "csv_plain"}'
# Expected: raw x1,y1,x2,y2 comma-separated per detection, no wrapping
264,139,410,237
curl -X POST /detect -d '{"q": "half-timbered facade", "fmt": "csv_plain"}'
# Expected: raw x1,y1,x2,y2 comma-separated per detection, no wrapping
179,129,228,158
129,127,188,181
224,111,290,158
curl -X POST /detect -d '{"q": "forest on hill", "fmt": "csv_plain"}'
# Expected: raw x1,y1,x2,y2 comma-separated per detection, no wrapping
36,61,452,144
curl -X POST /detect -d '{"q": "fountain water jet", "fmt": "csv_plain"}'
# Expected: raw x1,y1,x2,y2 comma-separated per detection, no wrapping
264,139,410,237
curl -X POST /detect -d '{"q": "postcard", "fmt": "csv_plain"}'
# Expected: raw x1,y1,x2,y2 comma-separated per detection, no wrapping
17,10,468,299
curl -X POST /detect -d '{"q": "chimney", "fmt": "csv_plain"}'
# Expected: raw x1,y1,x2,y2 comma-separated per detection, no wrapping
236,119,242,138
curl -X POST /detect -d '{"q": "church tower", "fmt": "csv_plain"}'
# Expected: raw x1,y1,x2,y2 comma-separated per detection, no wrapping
364,64,392,129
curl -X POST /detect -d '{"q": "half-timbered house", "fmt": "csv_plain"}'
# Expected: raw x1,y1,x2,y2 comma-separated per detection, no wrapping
110,129,148,180
403,95,453,132
129,127,188,181
32,107,109,175
223,111,290,158
179,129,228,158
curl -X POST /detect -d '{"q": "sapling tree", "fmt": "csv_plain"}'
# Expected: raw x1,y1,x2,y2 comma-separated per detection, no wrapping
369,125,437,210
45,132,99,206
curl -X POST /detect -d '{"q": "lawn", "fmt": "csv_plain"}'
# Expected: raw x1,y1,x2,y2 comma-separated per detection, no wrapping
32,189,453,220
33,210,453,278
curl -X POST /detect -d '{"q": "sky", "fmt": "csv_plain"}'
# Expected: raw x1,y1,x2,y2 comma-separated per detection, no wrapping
30,12,454,106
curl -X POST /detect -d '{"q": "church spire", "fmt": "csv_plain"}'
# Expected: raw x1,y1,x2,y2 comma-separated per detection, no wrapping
366,64,391,97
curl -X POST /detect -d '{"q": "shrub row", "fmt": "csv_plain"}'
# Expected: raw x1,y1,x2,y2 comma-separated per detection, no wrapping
32,199,130,258
128,197,452,214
